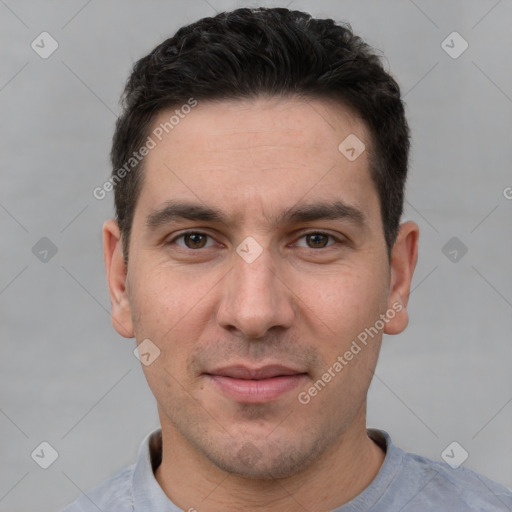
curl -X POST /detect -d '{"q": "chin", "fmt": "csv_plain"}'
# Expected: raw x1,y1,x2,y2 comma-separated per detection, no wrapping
202,437,323,480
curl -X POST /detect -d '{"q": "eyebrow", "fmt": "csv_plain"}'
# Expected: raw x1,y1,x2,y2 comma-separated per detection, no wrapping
145,199,366,231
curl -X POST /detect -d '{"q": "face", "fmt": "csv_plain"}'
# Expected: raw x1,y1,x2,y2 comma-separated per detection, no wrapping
104,96,417,479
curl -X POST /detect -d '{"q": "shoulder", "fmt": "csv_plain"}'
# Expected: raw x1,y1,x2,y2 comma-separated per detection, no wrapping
399,448,512,510
367,429,512,511
59,463,135,512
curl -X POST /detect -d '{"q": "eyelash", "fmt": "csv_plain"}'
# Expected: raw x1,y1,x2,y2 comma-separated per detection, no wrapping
167,230,344,250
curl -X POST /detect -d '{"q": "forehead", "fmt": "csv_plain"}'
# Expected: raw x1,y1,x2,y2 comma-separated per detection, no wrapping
135,96,378,228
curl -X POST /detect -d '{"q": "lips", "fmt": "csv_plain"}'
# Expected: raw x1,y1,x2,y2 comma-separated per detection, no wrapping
205,364,307,403
207,364,304,380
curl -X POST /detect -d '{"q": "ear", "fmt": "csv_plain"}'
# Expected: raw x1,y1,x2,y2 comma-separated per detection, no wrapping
384,221,419,335
103,219,134,338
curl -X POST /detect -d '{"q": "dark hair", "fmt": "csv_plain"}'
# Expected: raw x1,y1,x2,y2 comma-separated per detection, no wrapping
111,7,410,262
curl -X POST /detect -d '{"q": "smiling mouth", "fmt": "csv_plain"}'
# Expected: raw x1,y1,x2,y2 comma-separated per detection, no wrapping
204,365,308,404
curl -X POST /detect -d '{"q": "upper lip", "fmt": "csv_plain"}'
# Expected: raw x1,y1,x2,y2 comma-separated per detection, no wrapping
206,364,306,380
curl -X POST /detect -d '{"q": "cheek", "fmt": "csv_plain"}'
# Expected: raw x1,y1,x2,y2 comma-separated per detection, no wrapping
131,273,208,397
294,264,388,342
131,262,204,318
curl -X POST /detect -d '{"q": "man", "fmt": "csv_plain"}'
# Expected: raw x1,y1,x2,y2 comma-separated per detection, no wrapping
62,7,512,512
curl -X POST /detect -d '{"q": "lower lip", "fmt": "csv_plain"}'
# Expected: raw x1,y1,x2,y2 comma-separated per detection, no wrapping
208,374,307,403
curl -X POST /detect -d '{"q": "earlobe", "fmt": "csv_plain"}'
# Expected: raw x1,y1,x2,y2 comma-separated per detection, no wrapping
384,221,419,335
103,219,134,338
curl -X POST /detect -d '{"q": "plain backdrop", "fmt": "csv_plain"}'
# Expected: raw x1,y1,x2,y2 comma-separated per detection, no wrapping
1,1,511,510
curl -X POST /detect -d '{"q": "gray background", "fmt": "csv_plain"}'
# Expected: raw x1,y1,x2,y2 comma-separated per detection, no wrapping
1,0,511,510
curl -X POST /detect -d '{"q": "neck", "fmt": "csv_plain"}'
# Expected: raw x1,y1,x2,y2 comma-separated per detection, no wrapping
154,407,385,512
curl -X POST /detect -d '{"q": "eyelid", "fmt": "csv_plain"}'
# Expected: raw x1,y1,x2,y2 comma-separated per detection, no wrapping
292,230,345,248
167,230,218,249
166,229,345,249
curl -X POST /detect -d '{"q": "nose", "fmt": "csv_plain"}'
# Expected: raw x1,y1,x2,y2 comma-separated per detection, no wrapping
216,243,296,339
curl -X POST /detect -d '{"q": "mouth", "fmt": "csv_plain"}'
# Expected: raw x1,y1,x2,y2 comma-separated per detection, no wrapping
204,365,308,404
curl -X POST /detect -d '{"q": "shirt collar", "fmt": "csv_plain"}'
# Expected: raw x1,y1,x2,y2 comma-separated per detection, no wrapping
130,427,402,511
131,428,179,511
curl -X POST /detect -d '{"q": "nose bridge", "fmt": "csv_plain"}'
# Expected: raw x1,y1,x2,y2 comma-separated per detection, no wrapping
235,246,276,303
217,241,294,338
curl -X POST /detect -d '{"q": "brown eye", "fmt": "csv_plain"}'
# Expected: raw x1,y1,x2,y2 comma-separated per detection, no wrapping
305,233,330,249
169,232,215,250
295,232,338,249
183,233,208,249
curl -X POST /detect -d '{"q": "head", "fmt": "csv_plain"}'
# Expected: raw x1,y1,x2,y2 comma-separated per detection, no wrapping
104,7,418,479
111,7,410,262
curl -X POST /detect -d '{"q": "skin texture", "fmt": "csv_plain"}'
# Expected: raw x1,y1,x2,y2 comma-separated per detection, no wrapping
103,96,419,512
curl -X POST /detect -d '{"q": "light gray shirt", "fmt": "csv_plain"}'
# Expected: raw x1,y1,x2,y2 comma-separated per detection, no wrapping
60,428,512,511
